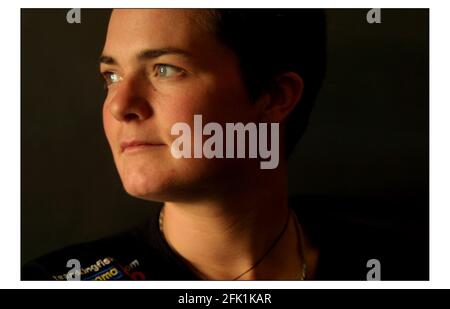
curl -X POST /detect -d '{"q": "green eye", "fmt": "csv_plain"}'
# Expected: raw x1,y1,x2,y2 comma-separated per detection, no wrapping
102,71,122,88
155,64,183,78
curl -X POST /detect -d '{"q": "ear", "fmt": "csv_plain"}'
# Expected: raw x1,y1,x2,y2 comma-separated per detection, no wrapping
257,72,304,123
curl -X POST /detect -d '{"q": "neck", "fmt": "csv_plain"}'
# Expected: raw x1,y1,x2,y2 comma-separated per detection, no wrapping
161,163,303,279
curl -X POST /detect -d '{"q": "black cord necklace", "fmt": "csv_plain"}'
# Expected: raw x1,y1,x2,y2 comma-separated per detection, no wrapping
231,209,291,280
159,207,306,280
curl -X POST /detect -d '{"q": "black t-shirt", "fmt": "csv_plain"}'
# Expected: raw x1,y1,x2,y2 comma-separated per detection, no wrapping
22,197,428,281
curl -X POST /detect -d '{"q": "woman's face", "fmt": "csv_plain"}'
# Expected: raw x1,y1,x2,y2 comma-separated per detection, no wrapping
101,9,264,202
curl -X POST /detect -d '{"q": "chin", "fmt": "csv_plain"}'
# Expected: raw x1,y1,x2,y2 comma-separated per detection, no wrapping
124,182,197,203
118,167,168,200
118,158,235,202
123,180,171,203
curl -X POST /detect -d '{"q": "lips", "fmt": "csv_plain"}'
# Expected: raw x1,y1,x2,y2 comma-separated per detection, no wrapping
120,140,164,153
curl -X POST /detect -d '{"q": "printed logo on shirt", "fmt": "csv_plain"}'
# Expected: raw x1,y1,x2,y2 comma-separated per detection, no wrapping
52,257,146,281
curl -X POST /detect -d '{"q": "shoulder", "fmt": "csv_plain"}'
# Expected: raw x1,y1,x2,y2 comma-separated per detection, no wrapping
22,224,151,280
290,194,428,280
22,211,197,281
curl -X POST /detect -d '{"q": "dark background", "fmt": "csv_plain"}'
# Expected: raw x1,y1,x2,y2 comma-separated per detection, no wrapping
21,9,429,265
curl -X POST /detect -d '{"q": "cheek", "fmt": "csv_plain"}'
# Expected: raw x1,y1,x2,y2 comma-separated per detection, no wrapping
102,102,116,148
200,75,257,123
160,80,254,129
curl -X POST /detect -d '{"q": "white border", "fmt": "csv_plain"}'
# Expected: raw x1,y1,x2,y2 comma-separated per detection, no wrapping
2,0,449,289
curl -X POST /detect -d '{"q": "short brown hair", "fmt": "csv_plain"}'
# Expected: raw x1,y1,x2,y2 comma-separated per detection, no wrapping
201,9,327,156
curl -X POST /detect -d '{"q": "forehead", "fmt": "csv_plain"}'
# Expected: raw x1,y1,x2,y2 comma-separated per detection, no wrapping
103,9,213,59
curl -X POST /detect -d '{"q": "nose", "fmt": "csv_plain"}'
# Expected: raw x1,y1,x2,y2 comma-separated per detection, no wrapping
107,75,153,122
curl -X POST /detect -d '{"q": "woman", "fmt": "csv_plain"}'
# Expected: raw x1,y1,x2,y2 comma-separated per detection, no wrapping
23,9,423,281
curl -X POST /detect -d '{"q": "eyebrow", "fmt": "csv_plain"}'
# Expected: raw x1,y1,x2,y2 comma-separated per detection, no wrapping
99,47,191,65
